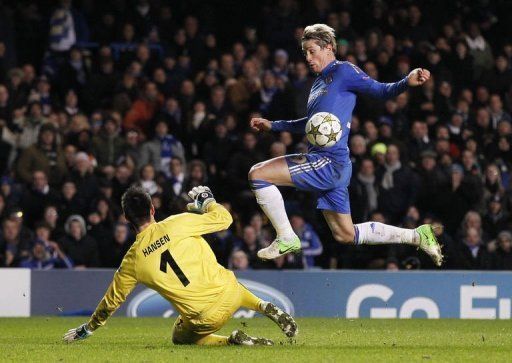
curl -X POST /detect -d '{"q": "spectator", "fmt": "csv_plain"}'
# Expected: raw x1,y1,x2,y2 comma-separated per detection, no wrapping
139,120,185,178
229,249,250,271
16,123,67,186
453,227,495,270
495,231,512,270
376,144,419,224
123,81,164,137
183,159,207,192
350,158,377,223
58,214,99,268
416,150,449,215
58,179,83,221
483,196,510,239
227,132,263,195
20,170,60,228
0,216,32,267
69,151,100,211
290,214,322,268
105,222,132,268
92,117,125,170
20,222,73,269
440,165,483,235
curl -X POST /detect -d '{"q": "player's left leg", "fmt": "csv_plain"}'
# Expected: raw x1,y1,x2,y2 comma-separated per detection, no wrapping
322,208,443,266
249,156,301,259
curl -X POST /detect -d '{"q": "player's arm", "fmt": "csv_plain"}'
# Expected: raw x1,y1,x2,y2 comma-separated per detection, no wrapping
250,117,308,134
343,62,430,99
164,186,233,236
62,247,137,342
171,202,233,236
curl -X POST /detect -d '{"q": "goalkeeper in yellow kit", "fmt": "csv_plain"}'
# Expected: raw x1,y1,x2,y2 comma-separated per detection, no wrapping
62,186,298,346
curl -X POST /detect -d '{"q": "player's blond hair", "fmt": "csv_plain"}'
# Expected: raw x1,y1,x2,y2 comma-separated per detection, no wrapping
302,24,337,52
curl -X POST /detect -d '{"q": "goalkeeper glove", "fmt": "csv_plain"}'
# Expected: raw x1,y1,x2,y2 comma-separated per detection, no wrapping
187,186,215,214
63,323,93,343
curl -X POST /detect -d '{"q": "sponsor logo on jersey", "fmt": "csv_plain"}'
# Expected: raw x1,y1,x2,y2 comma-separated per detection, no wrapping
126,279,295,318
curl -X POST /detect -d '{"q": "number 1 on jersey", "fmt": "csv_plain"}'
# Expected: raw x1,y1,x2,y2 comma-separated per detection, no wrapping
160,250,190,286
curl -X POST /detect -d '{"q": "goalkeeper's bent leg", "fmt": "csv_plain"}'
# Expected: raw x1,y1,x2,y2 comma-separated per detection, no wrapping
239,283,298,337
172,316,229,346
195,334,229,346
239,283,265,312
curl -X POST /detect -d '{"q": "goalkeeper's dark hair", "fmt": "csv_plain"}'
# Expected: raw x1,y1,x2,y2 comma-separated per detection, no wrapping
121,186,152,228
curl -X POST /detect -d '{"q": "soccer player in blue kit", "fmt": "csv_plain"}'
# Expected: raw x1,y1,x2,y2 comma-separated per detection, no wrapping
249,24,443,266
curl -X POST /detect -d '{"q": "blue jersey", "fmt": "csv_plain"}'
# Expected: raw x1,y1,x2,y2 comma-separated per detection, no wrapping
271,60,409,164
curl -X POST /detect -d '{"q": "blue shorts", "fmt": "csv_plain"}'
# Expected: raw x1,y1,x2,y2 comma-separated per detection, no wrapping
285,153,352,214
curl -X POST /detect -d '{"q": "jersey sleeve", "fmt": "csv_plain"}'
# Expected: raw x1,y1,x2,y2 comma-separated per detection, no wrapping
86,246,138,331
271,117,308,133
342,62,409,99
163,202,233,237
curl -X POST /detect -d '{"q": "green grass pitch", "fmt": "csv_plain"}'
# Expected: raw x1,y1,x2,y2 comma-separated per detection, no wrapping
1,317,510,362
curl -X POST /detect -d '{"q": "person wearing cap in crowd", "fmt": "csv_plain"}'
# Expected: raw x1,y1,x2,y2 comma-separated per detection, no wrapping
371,142,387,168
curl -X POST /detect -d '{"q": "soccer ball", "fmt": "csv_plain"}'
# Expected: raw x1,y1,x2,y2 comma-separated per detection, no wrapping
305,112,342,148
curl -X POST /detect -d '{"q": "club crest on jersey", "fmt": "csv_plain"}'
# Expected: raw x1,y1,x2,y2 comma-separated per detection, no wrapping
324,74,333,84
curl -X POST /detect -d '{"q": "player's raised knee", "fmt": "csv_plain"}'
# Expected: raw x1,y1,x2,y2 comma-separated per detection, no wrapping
332,229,355,244
248,162,265,181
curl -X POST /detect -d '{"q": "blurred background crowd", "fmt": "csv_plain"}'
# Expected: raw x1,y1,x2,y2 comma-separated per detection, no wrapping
0,0,511,271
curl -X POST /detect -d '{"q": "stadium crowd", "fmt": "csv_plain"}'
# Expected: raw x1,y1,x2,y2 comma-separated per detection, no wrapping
0,0,511,271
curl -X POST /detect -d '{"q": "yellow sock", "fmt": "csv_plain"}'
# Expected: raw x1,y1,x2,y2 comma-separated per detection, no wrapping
239,283,264,312
195,334,229,346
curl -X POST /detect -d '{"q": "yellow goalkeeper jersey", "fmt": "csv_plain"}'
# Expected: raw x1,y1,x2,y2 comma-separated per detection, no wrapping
87,202,235,331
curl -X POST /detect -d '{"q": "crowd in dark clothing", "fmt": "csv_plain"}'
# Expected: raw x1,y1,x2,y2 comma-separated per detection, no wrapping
0,0,512,271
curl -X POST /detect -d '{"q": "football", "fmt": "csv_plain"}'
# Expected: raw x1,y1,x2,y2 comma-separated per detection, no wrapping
305,112,342,148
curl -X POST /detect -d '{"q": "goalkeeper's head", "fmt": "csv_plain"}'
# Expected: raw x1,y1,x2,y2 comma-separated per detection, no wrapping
122,186,155,231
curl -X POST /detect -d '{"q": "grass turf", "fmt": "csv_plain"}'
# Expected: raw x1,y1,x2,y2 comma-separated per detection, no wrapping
0,317,510,362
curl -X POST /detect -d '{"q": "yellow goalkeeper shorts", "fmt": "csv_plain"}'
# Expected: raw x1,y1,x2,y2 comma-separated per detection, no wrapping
172,277,260,344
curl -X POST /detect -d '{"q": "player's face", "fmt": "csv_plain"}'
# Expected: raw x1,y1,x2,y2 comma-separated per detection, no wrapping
302,40,334,73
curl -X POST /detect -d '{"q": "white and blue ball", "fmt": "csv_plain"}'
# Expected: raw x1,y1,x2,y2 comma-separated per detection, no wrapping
305,112,342,148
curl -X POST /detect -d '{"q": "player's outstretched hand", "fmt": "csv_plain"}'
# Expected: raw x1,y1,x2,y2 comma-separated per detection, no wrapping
187,186,216,214
63,323,92,343
407,68,431,87
250,118,272,132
